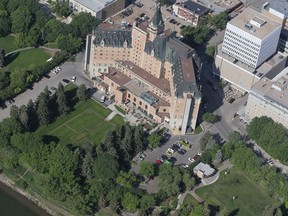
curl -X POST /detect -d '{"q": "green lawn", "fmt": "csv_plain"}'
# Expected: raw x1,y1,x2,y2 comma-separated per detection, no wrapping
0,35,17,53
5,48,51,72
195,168,276,216
183,194,199,206
115,105,126,114
37,99,124,146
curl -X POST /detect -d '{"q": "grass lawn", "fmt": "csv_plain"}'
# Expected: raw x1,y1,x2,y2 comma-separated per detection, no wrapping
5,48,51,72
37,99,124,146
195,168,276,216
183,194,199,206
0,35,17,53
115,105,126,114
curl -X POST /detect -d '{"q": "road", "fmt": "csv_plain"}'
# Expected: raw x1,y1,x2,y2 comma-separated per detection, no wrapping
199,31,288,174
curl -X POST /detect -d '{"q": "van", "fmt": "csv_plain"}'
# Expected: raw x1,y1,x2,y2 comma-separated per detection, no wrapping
100,96,106,103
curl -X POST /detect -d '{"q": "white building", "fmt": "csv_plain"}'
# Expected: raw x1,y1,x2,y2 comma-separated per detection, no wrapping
245,67,288,128
222,7,282,68
69,0,125,20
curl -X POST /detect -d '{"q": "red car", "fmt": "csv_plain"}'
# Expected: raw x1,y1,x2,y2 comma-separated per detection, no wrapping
155,159,163,165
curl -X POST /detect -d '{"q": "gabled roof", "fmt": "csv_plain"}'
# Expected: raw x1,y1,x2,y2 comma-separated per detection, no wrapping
93,23,132,47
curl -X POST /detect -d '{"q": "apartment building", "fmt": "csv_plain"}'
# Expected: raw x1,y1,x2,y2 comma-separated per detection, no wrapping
214,7,283,92
85,6,201,134
69,0,125,20
172,1,209,26
245,67,288,128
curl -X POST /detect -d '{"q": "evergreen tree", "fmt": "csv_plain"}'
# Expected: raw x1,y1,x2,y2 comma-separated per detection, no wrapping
56,82,70,115
76,84,88,102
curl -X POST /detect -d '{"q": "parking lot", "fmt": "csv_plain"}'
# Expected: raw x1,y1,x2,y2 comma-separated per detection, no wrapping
110,0,192,36
131,132,204,173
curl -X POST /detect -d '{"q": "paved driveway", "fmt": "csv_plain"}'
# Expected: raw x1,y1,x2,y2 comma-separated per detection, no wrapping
132,133,205,175
0,52,107,121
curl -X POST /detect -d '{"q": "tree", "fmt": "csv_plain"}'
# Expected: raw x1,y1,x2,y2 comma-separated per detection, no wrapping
76,84,88,102
134,126,145,153
148,133,162,149
202,113,217,123
208,13,228,30
37,92,51,125
199,132,212,151
140,162,155,177
81,149,94,179
205,46,215,58
0,10,11,36
0,48,5,67
56,82,70,115
159,0,169,6
10,105,19,119
25,25,41,47
11,6,32,33
51,0,70,17
0,71,10,90
71,12,99,38
116,171,137,188
93,153,119,180
122,192,139,211
15,33,27,48
120,124,133,160
43,19,71,43
56,34,82,54
182,173,195,190
140,195,155,210
159,164,182,196
19,105,29,129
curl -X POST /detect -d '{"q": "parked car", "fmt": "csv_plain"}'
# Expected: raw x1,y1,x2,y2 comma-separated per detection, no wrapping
100,95,106,103
155,159,163,165
62,79,70,83
180,25,186,29
50,86,57,91
182,164,189,168
178,149,186,155
229,98,235,104
70,76,76,82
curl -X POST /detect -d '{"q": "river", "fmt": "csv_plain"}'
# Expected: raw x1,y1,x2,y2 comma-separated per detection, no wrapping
0,182,50,216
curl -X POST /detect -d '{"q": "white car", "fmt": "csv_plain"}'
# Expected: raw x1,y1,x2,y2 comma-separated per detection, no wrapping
182,164,189,168
165,16,170,20
100,95,106,103
188,157,195,163
70,76,76,82
167,148,175,154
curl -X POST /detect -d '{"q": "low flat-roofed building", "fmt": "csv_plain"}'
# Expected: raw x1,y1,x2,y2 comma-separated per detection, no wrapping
245,66,288,128
69,0,125,20
197,0,241,14
172,1,209,26
193,162,216,178
214,43,287,92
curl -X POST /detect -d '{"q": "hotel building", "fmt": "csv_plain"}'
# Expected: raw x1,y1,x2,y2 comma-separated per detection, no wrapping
84,6,201,134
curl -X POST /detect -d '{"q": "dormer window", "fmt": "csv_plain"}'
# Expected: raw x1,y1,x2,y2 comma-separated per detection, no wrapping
101,39,105,47
151,49,154,57
123,40,127,48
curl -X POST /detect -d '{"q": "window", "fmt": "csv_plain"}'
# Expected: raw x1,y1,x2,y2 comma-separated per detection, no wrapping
133,98,136,102
128,94,131,98
139,101,142,105
145,105,148,109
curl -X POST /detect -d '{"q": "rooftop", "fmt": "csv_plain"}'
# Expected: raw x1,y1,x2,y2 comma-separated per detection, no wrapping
174,1,209,15
118,61,171,94
106,68,131,86
217,43,287,78
251,67,288,110
194,162,215,176
124,79,147,97
74,0,116,12
228,7,281,39
93,23,132,47
197,0,241,14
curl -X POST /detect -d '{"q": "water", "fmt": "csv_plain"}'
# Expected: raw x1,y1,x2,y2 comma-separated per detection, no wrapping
0,182,50,216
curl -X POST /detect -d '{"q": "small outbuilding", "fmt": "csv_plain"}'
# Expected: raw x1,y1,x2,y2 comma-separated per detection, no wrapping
193,162,216,178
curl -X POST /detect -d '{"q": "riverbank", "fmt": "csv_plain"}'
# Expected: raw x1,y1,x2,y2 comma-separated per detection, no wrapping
0,173,72,216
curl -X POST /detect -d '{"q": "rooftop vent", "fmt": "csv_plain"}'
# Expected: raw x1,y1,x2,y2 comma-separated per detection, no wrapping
250,16,266,28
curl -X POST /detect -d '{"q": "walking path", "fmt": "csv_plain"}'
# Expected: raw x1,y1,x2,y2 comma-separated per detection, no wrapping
176,160,233,209
106,104,125,121
5,46,61,57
